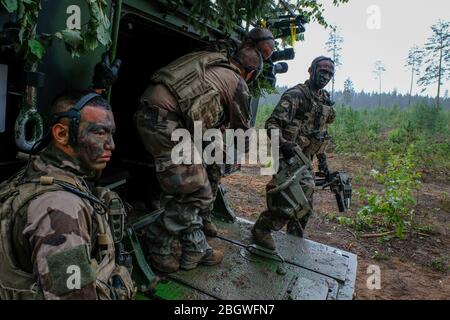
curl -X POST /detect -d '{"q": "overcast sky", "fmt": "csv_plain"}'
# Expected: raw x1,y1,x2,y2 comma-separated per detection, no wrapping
276,0,450,97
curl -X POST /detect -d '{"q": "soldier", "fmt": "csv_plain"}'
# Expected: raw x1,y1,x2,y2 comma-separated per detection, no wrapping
240,27,275,60
203,26,275,237
134,47,263,273
252,56,336,250
0,91,135,299
205,27,274,61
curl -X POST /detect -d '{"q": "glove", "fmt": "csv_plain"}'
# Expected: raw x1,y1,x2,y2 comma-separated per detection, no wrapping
317,153,330,178
280,142,298,159
92,51,122,89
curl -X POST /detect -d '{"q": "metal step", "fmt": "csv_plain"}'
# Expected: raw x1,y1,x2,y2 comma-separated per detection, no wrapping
154,217,357,300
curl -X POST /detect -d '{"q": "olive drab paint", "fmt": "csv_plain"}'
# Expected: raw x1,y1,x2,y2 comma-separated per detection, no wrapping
0,64,7,133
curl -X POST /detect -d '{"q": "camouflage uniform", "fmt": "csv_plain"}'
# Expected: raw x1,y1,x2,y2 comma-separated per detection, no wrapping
134,51,251,256
257,80,336,236
0,144,134,299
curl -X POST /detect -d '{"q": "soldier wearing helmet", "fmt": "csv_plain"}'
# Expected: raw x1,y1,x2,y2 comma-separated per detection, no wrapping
252,56,336,250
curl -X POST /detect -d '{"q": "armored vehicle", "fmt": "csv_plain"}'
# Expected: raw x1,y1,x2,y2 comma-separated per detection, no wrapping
0,0,356,300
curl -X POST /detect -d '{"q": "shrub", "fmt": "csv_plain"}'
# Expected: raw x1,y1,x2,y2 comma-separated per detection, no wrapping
354,149,422,238
388,127,410,144
255,104,275,128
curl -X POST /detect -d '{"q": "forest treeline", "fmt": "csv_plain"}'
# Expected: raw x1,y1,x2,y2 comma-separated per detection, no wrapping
255,102,449,238
260,86,450,109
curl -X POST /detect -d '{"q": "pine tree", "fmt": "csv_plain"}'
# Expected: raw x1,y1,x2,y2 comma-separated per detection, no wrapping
343,78,354,106
325,26,344,100
373,60,386,107
418,20,450,109
405,45,423,106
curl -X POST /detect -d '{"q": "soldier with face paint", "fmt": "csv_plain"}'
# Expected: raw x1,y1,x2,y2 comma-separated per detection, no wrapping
200,27,275,239
252,56,337,250
0,91,135,300
134,47,262,273
240,27,276,61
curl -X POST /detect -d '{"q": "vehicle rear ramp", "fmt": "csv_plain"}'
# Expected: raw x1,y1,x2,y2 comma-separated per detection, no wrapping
146,217,357,300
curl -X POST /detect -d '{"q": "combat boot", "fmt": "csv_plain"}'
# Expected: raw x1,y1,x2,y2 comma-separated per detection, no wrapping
251,219,276,251
287,212,312,237
148,253,180,273
286,220,304,237
203,220,218,237
180,248,224,270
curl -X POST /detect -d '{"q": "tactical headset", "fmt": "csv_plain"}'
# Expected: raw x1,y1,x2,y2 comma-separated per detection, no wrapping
50,92,102,146
249,35,275,47
249,34,275,61
232,49,264,85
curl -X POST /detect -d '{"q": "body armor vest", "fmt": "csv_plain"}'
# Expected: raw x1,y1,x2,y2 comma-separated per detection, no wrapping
150,51,242,130
283,83,334,159
0,168,133,299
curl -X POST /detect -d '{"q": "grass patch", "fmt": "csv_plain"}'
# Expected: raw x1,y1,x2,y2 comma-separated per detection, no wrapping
429,257,449,273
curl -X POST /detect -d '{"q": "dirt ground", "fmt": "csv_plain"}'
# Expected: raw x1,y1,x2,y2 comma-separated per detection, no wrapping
221,155,450,300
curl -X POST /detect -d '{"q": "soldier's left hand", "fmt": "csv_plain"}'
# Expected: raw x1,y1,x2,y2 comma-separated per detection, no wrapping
92,51,122,89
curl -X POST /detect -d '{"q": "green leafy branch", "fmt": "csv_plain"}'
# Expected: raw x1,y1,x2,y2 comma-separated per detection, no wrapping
344,148,422,239
164,0,348,97
168,0,349,37
1,0,111,68
55,0,111,57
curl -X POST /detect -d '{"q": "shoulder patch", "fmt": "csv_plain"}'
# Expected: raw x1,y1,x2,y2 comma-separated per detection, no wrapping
46,244,96,296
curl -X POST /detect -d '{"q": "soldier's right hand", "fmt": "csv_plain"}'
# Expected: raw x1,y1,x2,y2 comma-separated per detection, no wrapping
280,142,298,159
317,153,330,178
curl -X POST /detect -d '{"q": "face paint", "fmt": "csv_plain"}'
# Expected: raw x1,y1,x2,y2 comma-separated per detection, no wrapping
75,106,116,171
257,40,274,60
245,70,255,82
313,60,335,89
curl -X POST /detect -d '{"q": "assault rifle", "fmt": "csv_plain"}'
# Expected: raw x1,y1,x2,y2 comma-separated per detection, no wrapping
315,171,352,212
307,130,331,143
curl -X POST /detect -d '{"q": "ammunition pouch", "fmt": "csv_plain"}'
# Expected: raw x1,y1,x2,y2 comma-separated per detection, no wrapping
98,189,125,244
308,130,331,143
110,265,136,300
96,188,133,274
91,187,135,300
304,130,331,157
95,264,136,300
